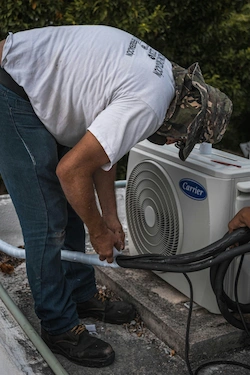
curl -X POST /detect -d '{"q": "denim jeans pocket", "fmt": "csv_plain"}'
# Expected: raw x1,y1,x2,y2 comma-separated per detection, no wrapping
12,97,35,114
0,83,34,114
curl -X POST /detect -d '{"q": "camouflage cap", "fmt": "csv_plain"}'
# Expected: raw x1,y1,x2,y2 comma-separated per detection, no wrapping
147,62,233,161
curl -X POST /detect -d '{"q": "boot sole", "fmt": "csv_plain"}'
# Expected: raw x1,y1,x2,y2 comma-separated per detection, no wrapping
45,342,115,367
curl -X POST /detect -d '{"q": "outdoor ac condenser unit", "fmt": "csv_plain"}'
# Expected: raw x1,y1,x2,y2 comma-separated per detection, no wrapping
126,140,250,314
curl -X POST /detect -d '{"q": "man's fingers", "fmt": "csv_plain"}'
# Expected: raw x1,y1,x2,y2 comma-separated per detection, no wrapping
99,253,114,263
106,256,114,263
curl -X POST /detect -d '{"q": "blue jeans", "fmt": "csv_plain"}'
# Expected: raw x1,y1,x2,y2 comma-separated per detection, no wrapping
0,84,97,334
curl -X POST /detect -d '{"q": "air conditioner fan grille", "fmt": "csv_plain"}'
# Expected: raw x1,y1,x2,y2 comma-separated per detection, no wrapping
126,160,181,256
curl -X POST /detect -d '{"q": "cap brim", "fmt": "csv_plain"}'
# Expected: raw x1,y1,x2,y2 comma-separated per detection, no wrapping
178,140,197,161
147,133,166,145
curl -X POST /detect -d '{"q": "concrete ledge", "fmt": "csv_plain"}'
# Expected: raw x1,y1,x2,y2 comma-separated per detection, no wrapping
0,291,51,374
0,195,23,246
95,266,250,362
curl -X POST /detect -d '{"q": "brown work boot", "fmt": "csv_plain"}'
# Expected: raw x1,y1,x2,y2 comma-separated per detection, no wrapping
77,292,136,324
41,324,115,367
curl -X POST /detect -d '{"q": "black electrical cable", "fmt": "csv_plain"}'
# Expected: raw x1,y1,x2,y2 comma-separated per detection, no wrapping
183,273,194,375
117,228,250,266
210,250,250,329
184,264,250,375
234,255,250,337
116,241,250,273
114,227,250,374
194,360,250,374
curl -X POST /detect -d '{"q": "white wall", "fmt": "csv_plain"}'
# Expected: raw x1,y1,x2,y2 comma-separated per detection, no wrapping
0,195,23,247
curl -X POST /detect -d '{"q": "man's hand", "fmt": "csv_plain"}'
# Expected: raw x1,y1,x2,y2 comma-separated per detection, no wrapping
93,162,125,258
89,218,124,263
56,131,118,262
105,216,125,251
228,207,250,233
89,226,118,263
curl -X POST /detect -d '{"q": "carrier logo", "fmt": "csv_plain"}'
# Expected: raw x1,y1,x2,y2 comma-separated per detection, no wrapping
179,179,207,201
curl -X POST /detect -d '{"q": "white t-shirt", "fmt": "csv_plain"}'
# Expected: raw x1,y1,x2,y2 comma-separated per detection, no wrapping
1,25,175,170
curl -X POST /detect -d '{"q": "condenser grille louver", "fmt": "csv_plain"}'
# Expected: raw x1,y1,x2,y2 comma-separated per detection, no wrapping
126,160,182,256
126,140,250,313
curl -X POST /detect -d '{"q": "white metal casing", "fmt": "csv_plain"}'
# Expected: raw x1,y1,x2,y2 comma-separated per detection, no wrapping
126,140,250,314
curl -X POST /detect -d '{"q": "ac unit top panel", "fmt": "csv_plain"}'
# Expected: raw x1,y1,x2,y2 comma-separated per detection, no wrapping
134,141,250,179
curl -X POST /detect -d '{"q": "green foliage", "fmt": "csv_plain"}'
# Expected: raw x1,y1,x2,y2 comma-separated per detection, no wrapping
1,0,250,177
63,0,250,155
200,3,250,151
64,0,168,44
0,0,64,39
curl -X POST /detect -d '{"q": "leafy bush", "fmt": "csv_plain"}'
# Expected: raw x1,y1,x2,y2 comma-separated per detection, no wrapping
1,0,249,179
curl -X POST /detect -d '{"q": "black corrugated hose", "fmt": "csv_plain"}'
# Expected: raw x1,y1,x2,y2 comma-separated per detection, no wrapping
116,227,250,374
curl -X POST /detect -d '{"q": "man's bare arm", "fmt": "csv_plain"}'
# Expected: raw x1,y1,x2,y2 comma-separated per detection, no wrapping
0,40,6,64
93,165,125,250
56,131,117,262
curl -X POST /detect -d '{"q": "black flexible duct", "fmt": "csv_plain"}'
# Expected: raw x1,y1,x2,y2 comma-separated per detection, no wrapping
117,242,250,273
116,227,250,328
115,227,250,374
